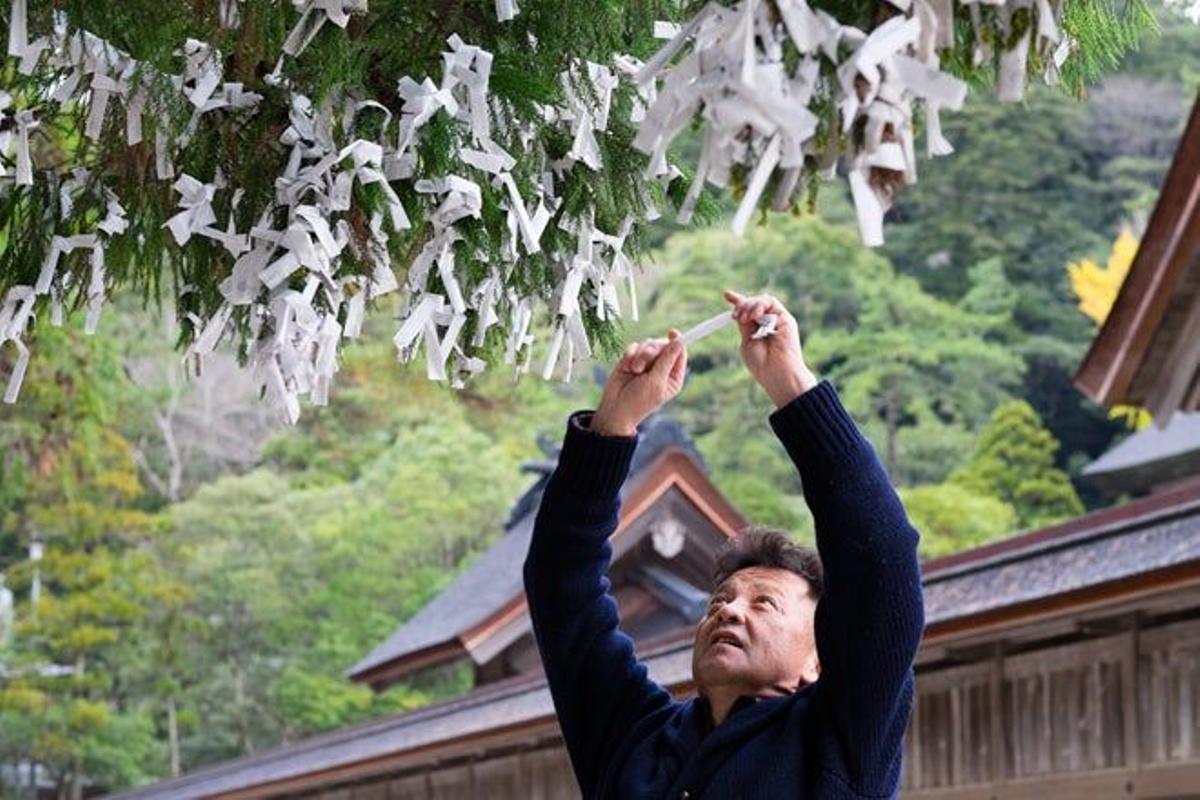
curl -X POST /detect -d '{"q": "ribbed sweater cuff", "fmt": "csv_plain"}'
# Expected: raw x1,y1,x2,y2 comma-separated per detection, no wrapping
768,380,867,465
550,411,638,498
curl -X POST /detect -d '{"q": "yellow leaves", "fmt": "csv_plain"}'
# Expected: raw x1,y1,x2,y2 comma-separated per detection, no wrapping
0,685,50,714
1067,229,1139,325
1069,230,1147,430
60,623,121,652
1109,404,1153,431
69,698,111,731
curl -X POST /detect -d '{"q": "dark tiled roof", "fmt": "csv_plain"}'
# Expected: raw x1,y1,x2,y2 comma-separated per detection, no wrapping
111,640,695,800
1082,413,1200,495
347,415,704,681
1084,414,1200,475
923,489,1200,625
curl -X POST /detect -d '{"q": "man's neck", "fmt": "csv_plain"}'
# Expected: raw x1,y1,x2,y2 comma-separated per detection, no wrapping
702,683,792,727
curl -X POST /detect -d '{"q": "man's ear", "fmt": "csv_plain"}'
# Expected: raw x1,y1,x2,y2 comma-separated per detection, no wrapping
801,655,820,685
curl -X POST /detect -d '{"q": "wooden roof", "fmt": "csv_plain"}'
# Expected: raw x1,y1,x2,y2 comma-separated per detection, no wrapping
346,416,746,689
113,481,1200,800
1075,95,1200,423
1082,412,1200,496
921,478,1200,643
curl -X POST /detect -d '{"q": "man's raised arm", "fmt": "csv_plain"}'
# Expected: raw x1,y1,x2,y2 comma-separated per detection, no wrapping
726,290,925,798
523,331,688,797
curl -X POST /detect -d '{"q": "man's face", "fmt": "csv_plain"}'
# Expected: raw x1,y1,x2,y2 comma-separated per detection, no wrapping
691,566,819,696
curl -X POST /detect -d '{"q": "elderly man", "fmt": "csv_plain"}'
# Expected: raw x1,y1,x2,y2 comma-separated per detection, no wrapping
524,291,924,799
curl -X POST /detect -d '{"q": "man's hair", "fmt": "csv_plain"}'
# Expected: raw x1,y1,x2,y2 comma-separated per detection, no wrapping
713,526,823,600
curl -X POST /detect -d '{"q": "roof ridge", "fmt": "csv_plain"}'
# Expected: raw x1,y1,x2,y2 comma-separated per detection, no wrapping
922,482,1200,581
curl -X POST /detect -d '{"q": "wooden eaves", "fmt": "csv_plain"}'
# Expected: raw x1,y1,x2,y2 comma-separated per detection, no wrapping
1074,95,1200,423
347,446,747,689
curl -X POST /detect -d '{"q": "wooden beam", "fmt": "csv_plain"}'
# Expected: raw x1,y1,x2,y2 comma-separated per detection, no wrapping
1075,95,1200,406
901,759,1200,798
1143,255,1200,425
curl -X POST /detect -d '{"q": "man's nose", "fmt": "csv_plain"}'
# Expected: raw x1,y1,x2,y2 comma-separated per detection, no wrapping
717,599,746,623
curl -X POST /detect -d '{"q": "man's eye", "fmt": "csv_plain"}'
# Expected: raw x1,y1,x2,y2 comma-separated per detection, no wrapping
755,595,779,609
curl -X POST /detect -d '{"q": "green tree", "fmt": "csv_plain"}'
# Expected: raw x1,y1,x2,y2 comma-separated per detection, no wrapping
0,323,175,797
156,344,585,764
810,268,1024,482
901,483,1019,558
874,29,1200,479
952,400,1085,529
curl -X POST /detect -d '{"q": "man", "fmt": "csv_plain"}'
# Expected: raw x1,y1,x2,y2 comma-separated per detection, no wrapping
524,291,924,799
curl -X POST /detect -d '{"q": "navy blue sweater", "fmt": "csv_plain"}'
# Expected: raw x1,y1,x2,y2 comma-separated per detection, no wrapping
523,381,925,799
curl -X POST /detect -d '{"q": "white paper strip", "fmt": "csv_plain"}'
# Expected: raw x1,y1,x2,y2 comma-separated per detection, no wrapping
681,310,777,346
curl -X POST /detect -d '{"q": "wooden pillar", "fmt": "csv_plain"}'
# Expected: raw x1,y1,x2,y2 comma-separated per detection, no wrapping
1123,616,1141,771
950,686,964,785
910,688,923,790
1040,665,1052,775
990,643,1005,785
1181,648,1195,761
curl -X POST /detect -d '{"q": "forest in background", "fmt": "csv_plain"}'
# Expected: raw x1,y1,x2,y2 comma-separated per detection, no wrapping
1,5,1198,795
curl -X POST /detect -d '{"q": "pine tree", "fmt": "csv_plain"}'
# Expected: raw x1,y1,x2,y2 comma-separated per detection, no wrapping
952,399,1084,529
900,482,1018,557
0,323,177,796
0,0,1160,419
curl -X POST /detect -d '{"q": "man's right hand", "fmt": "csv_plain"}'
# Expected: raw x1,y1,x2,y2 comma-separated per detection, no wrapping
590,331,688,437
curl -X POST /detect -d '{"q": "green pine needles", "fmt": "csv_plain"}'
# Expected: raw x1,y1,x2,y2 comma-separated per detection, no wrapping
0,0,1159,418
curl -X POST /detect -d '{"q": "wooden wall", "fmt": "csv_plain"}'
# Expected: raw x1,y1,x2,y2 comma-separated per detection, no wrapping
307,746,580,800
298,616,1200,800
904,617,1200,796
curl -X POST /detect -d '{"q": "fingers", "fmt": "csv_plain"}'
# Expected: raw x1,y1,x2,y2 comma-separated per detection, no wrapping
620,338,668,374
651,331,686,379
619,330,688,377
668,338,688,384
730,293,784,323
725,292,791,341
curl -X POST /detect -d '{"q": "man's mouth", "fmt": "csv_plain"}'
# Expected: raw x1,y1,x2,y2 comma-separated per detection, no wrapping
709,631,744,650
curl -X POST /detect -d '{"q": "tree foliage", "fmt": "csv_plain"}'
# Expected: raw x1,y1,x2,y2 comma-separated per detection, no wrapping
2,7,1198,793
951,400,1084,529
901,483,1018,558
0,322,174,797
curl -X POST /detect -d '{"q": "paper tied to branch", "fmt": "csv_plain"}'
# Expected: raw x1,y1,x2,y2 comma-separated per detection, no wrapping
496,0,519,22
559,61,618,171
0,181,122,394
627,0,985,246
392,293,469,382
219,0,245,29
0,286,35,402
177,39,224,109
1166,0,1200,23
165,174,250,256
0,91,37,185
281,0,369,60
6,0,50,74
632,2,825,231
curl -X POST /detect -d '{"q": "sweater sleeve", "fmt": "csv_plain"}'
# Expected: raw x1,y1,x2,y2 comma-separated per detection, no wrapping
523,411,673,797
768,381,924,797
